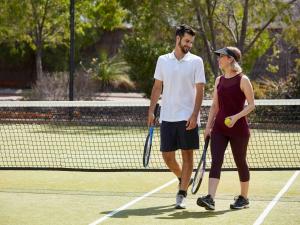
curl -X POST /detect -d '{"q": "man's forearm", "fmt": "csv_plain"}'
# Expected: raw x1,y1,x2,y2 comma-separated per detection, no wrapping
149,86,161,114
192,84,204,116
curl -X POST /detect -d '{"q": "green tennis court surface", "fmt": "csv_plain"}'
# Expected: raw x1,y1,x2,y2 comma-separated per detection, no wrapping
0,171,299,225
0,100,299,224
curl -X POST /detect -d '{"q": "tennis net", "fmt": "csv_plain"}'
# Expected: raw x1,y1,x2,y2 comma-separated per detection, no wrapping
0,99,299,171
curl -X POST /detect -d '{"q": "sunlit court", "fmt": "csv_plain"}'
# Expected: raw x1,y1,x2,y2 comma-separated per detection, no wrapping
1,1,300,225
0,100,299,225
1,171,299,225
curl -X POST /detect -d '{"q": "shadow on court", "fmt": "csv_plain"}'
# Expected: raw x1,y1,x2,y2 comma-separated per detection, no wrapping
100,204,232,219
157,209,232,219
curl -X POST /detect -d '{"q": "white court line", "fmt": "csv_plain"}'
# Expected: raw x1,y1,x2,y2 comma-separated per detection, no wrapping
88,178,177,225
253,171,300,225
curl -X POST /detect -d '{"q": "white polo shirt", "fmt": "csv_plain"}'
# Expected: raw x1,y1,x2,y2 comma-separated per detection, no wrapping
154,51,206,123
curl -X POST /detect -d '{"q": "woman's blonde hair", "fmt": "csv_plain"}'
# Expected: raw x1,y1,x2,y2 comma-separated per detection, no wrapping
227,46,242,73
231,61,242,73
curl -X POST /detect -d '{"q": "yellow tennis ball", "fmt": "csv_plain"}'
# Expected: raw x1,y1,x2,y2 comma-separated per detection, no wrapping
224,117,231,127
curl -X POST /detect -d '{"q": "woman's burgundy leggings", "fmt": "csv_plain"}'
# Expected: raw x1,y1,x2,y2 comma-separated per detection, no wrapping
209,132,250,182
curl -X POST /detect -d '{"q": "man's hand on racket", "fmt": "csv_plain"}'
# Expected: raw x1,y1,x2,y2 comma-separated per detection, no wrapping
147,104,159,127
186,114,197,130
147,110,155,127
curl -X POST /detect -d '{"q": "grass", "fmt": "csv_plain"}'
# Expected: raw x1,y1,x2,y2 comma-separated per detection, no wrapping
0,170,299,225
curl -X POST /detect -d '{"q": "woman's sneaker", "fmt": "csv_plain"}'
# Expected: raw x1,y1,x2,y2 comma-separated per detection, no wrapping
196,194,215,210
230,195,249,209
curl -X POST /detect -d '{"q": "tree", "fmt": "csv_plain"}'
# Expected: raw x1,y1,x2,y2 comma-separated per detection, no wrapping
0,0,69,79
281,2,300,98
75,0,127,50
121,0,299,97
189,0,298,77
120,0,177,97
0,0,126,80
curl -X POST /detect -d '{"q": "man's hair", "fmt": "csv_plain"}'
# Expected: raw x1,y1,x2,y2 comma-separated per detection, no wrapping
175,24,196,37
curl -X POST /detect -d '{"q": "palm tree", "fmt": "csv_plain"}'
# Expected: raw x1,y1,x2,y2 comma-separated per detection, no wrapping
82,52,135,91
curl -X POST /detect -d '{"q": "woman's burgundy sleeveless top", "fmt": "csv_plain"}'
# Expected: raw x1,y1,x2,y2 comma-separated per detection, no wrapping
212,74,250,137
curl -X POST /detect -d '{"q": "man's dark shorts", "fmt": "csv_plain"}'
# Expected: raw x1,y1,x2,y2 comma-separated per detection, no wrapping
160,121,199,152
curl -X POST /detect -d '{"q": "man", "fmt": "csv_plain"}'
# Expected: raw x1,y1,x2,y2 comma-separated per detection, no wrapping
147,24,206,209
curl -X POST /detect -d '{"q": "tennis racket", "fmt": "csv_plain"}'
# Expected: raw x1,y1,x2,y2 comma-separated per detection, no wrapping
191,136,210,194
143,104,159,168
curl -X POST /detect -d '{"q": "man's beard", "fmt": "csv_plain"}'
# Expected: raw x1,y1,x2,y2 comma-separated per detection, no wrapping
179,40,190,54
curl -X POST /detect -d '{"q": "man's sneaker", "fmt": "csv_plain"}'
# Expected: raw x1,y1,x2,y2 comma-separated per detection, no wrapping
178,178,194,190
230,195,249,209
175,193,186,209
196,194,215,210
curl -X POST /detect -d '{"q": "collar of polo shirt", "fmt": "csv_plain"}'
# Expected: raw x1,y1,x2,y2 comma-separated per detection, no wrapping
170,51,191,61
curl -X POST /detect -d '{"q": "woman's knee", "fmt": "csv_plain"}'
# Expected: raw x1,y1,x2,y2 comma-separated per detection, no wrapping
209,169,221,179
238,171,250,182
236,162,250,181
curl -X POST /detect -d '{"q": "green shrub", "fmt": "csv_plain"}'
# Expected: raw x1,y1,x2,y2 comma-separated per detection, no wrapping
252,73,300,99
122,35,170,98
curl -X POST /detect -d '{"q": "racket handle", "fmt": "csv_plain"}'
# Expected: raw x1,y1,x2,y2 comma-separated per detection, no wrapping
154,103,159,118
149,126,154,134
204,136,210,149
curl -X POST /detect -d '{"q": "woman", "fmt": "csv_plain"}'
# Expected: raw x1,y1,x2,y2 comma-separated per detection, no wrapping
197,47,255,210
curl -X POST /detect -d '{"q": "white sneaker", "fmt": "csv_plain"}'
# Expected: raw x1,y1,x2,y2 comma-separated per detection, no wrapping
175,194,186,209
